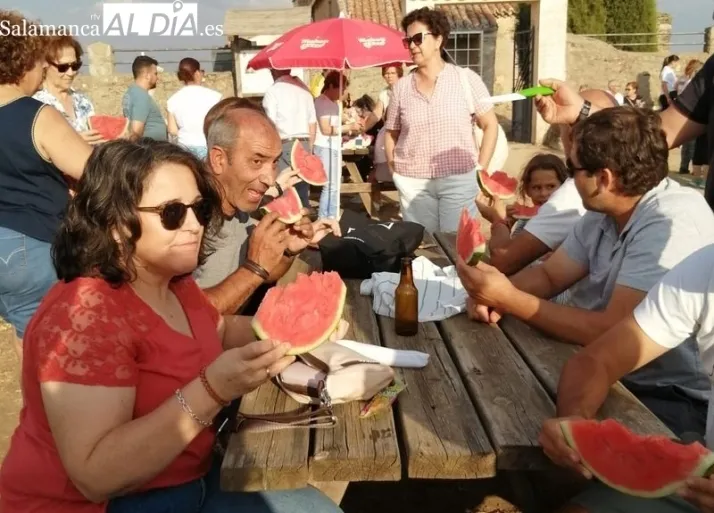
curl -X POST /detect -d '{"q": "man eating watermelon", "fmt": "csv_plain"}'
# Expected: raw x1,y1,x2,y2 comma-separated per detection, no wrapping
457,106,714,441
194,98,340,315
538,243,714,512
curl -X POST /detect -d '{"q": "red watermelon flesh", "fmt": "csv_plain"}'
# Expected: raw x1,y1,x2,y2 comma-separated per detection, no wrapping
252,271,347,356
511,203,540,220
290,140,328,186
261,187,303,224
456,208,486,266
477,170,518,200
88,115,128,141
561,419,714,498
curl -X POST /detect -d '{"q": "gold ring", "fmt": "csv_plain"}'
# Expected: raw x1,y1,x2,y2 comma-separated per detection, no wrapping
266,367,271,377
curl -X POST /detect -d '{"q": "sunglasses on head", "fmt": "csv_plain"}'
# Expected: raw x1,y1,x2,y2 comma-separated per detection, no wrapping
50,60,82,73
137,198,212,231
402,32,432,49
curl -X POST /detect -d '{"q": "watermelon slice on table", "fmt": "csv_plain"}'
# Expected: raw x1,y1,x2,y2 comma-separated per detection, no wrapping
561,418,714,498
477,169,518,200
260,187,303,224
252,271,347,356
510,203,540,220
456,208,486,266
88,115,128,141
290,140,328,186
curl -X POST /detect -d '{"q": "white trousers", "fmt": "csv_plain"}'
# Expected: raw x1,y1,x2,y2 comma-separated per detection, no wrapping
392,169,479,233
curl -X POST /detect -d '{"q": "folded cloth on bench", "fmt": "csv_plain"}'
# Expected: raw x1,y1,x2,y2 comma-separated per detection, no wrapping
359,256,467,322
336,339,429,368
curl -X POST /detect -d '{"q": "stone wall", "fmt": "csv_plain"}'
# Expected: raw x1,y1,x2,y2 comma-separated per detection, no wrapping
73,73,235,117
565,33,709,105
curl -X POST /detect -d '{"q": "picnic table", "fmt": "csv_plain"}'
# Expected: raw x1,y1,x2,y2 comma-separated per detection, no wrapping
339,148,396,217
220,232,671,506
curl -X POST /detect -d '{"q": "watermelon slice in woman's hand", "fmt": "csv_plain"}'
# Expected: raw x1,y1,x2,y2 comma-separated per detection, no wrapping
88,115,129,141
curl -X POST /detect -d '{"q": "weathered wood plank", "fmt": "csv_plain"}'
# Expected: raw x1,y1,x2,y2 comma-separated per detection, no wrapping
432,232,555,470
310,280,401,483
435,231,670,436
221,381,310,491
499,316,673,437
377,313,496,479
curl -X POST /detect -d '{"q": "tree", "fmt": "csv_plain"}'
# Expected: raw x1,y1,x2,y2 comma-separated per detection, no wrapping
604,0,658,51
568,0,607,35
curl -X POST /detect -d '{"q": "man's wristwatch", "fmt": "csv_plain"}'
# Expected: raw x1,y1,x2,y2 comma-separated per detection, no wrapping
572,100,592,126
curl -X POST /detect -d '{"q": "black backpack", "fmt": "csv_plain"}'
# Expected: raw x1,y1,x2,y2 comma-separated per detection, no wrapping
318,210,425,279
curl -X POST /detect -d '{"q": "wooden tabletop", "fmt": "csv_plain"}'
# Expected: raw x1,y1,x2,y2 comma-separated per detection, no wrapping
220,232,671,492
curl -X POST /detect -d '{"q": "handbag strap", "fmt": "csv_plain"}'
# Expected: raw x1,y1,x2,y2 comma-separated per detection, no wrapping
235,406,337,433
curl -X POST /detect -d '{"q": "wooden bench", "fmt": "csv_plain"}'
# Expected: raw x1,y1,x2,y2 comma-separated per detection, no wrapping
340,148,396,217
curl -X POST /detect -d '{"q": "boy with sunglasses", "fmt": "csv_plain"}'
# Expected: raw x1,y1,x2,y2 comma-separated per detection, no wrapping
457,106,714,438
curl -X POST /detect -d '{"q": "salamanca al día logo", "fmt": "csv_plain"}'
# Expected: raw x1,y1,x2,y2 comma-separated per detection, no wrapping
102,1,223,37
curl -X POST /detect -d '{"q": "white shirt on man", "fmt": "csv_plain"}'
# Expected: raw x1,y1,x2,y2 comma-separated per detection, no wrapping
523,178,587,250
167,84,222,148
633,244,714,449
314,94,341,149
262,75,317,140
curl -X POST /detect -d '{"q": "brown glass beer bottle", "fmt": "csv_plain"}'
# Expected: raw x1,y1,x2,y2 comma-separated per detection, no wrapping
394,257,419,336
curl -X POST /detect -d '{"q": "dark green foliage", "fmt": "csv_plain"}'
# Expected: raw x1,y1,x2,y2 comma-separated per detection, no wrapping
604,0,658,51
568,0,659,52
568,0,607,35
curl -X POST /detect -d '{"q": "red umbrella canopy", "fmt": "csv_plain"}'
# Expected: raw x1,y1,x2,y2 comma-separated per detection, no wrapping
247,17,412,71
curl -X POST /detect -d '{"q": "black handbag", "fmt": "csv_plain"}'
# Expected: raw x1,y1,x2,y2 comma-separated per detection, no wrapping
318,210,424,279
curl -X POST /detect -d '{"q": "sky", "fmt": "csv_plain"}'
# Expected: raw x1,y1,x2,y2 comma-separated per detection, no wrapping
2,0,713,71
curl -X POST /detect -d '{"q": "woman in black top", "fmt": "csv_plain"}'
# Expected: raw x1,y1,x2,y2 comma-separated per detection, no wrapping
0,11,92,358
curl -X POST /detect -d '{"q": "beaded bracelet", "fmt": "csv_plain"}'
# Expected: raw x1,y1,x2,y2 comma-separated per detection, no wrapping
175,389,212,428
199,366,230,407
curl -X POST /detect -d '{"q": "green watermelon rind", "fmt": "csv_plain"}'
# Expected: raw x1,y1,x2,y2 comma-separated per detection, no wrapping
290,140,328,186
477,169,517,200
260,187,304,225
560,421,714,498
466,246,487,266
251,276,347,356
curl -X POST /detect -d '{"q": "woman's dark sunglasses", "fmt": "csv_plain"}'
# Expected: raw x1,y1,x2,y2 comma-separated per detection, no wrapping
137,199,212,230
402,32,432,49
50,60,82,73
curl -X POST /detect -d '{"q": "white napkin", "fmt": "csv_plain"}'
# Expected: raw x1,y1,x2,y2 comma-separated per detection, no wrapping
359,256,467,322
335,340,429,368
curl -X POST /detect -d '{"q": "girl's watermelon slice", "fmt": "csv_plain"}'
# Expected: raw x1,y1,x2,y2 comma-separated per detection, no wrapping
561,419,714,498
252,271,347,356
510,203,540,220
291,140,328,186
88,115,128,140
261,187,303,224
456,208,486,266
477,169,518,200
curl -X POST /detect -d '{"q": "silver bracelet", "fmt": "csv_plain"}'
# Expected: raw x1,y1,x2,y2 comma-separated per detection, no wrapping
175,389,212,428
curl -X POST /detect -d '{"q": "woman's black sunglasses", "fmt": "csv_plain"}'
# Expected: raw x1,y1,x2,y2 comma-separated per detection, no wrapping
50,60,82,73
402,32,432,49
137,199,212,231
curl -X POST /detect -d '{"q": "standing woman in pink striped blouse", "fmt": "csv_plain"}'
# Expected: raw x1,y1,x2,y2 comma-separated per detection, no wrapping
384,7,499,233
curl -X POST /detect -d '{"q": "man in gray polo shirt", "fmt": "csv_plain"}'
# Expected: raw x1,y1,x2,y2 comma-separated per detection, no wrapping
195,100,338,315
458,106,714,436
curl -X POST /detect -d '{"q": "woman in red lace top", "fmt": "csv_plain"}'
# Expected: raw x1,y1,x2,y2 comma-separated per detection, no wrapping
0,139,344,513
